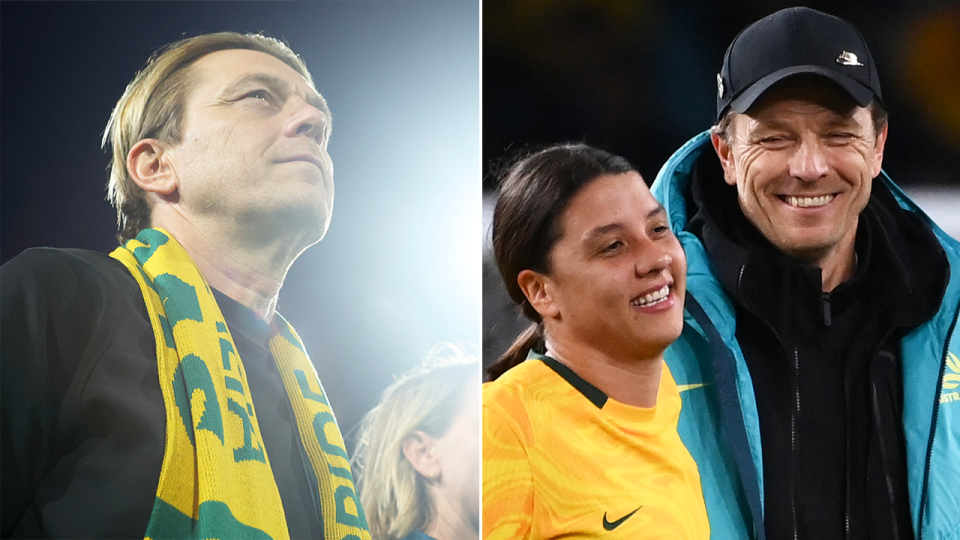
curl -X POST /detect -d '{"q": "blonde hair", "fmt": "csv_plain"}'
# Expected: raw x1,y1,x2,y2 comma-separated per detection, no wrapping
102,32,318,243
352,344,479,540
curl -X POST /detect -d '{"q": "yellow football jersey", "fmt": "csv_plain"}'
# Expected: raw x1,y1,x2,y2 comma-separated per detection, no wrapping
483,353,709,539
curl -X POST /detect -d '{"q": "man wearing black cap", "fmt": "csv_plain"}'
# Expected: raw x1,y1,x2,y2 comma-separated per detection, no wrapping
652,6,960,539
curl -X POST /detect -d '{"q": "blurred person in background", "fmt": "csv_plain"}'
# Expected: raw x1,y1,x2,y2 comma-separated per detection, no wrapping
353,344,480,540
483,143,708,538
652,7,960,538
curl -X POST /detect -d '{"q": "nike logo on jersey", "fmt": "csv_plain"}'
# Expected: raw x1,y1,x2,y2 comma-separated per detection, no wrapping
602,507,641,530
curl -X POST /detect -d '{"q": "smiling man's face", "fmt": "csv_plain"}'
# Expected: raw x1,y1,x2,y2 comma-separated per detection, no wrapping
713,76,886,266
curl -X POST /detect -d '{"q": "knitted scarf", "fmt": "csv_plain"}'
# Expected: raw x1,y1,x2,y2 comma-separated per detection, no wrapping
110,228,370,540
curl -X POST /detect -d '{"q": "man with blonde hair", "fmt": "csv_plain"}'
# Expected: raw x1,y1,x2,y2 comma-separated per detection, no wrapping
1,32,369,540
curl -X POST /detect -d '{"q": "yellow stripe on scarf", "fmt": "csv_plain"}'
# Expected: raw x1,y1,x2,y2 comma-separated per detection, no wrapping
110,228,370,540
272,317,369,538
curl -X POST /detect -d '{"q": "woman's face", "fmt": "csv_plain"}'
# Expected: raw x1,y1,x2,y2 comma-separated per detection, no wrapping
537,172,687,360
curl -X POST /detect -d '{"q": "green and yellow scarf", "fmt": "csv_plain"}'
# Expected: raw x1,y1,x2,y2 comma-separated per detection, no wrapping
110,228,370,540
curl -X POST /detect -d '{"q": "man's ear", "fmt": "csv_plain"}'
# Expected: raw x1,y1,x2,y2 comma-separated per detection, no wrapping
711,131,738,187
401,430,440,482
518,269,560,320
127,139,177,195
871,122,888,178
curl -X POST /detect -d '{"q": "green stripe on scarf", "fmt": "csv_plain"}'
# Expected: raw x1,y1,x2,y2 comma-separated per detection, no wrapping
110,228,370,540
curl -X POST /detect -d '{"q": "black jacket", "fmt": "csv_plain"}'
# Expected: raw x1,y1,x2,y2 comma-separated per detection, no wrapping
1,248,323,539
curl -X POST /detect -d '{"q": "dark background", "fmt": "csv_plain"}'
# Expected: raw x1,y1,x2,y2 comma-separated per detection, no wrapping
0,1,481,450
482,0,960,366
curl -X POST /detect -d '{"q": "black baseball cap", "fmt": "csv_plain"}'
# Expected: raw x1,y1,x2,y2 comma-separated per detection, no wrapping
716,6,882,120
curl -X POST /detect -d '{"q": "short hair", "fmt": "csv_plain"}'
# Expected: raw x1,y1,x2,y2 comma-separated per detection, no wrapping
351,344,479,540
103,32,318,243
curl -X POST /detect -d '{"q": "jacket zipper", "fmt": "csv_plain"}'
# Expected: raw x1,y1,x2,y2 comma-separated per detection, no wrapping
822,292,853,539
865,332,898,540
837,308,904,538
844,352,851,540
791,347,801,540
917,304,959,539
870,353,901,540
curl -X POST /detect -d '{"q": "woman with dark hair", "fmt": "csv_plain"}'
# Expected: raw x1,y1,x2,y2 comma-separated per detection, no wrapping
483,143,709,538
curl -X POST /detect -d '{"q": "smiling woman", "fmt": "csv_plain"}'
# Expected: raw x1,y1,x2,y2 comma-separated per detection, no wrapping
482,144,709,539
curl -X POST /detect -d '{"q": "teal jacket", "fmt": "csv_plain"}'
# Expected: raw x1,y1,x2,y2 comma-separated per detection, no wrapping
652,131,960,540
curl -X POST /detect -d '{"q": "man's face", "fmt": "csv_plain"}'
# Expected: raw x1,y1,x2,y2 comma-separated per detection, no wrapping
712,78,886,264
165,49,333,245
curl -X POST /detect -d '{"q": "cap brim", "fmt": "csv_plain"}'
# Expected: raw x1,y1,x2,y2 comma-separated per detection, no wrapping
729,65,876,114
